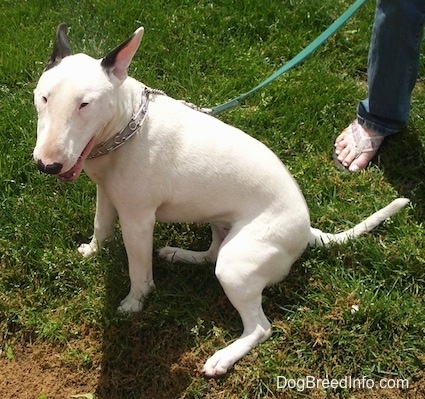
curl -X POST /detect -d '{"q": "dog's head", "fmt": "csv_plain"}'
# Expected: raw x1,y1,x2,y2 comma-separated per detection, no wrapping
33,24,144,181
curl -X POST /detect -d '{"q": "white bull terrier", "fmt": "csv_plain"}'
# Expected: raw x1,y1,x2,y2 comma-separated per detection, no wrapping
33,24,409,377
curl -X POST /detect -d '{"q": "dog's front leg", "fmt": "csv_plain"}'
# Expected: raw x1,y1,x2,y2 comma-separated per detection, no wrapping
118,212,156,313
78,184,117,257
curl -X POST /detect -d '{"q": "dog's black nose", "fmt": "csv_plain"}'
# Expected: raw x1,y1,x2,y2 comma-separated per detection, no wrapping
36,159,63,175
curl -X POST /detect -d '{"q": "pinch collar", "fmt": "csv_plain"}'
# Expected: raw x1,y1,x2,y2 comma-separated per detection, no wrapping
87,87,164,159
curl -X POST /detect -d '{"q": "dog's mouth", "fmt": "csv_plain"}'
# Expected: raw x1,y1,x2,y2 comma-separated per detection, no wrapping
57,137,95,182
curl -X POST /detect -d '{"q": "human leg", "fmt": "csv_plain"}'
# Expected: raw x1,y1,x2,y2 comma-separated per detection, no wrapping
335,0,425,171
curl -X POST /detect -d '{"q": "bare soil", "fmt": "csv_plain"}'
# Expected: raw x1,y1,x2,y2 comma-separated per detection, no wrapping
1,340,424,399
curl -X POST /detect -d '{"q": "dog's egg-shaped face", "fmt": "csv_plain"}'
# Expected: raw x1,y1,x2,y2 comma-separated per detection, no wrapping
33,53,115,179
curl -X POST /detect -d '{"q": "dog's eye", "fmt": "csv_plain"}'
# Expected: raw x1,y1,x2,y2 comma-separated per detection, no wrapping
79,102,89,109
42,96,47,103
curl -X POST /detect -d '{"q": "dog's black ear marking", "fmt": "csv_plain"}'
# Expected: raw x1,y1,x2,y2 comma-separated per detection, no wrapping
100,27,143,81
45,23,71,71
100,34,135,71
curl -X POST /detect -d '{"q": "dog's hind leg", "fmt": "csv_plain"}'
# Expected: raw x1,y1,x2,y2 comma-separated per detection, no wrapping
159,216,303,375
202,229,294,377
202,253,271,376
78,185,117,257
158,224,228,264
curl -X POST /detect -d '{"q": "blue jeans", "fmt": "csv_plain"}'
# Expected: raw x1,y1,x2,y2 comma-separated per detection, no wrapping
357,0,425,136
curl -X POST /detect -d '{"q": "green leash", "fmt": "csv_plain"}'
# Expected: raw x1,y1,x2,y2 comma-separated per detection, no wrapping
210,0,368,116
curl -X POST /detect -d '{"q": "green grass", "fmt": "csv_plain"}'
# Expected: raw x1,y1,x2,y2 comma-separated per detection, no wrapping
1,1,424,398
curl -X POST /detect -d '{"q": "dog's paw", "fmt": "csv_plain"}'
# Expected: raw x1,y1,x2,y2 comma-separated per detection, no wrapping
117,295,144,313
77,242,97,258
158,246,180,263
202,349,234,377
158,246,210,264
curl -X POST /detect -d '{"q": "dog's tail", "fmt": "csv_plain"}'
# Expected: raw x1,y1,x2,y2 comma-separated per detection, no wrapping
309,198,410,247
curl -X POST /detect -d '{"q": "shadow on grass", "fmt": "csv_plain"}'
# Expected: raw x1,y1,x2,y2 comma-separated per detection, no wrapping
378,126,425,220
93,245,312,399
96,312,194,399
95,248,238,399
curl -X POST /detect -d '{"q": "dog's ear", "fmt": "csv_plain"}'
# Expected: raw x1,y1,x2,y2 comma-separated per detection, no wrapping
101,27,144,82
45,23,71,71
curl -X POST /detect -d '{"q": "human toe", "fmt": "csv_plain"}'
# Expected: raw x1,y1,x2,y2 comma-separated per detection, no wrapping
333,120,384,172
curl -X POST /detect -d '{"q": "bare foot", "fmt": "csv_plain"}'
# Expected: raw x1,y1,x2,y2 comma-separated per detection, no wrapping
334,120,384,172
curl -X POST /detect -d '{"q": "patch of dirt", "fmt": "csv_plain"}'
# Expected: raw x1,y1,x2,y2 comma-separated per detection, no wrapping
0,340,424,399
0,342,98,399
